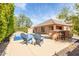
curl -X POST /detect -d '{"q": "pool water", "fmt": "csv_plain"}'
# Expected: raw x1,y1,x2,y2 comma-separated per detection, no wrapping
14,34,34,41
14,34,23,41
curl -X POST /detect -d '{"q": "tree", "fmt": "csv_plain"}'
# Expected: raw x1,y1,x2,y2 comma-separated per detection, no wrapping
57,7,69,19
0,4,7,42
72,16,79,35
57,4,79,35
70,4,79,35
15,14,32,32
5,4,15,37
0,3,14,42
14,16,17,30
25,16,33,28
75,4,79,15
17,14,32,28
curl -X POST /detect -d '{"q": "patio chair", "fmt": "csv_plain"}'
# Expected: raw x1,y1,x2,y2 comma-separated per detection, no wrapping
21,33,28,45
27,34,33,44
33,33,43,46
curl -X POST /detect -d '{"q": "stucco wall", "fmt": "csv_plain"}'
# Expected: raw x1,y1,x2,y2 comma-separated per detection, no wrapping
33,25,70,34
44,26,50,33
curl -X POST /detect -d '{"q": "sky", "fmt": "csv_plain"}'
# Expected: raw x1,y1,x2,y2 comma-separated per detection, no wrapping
14,3,74,26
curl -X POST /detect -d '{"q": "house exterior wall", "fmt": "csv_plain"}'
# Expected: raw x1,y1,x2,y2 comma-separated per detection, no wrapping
34,27,41,33
44,26,50,33
34,26,50,34
63,26,71,31
33,24,71,34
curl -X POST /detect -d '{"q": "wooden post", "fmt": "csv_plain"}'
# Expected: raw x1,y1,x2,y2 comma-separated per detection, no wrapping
53,25,56,30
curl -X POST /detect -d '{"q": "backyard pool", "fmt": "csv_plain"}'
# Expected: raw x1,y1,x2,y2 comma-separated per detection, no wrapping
14,34,23,41
14,33,34,43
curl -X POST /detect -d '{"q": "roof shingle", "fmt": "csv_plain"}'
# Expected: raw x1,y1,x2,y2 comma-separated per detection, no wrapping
33,19,72,27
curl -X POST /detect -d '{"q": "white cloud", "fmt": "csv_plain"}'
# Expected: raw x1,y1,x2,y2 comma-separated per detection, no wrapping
15,3,27,10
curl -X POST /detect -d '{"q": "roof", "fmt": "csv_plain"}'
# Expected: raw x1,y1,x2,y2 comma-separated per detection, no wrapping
33,19,72,27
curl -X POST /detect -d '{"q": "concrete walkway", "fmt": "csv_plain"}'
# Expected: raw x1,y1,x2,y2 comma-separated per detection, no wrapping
4,32,76,56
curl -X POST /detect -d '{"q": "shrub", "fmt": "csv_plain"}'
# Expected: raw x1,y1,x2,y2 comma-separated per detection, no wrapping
0,4,14,43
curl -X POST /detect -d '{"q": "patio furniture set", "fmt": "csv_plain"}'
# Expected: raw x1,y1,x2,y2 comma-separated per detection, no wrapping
20,33,43,46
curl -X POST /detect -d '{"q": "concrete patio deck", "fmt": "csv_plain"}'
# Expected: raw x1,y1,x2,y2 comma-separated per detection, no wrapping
4,32,77,56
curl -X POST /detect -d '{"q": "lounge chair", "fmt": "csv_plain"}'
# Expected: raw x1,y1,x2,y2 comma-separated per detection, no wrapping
21,33,28,44
33,33,43,46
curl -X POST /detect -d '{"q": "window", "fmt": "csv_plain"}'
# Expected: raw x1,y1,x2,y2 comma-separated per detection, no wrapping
49,26,53,30
56,26,62,30
51,26,53,30
59,27,62,30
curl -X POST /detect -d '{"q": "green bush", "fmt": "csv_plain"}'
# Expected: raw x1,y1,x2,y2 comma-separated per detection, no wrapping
6,4,15,37
14,27,28,33
0,4,14,43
